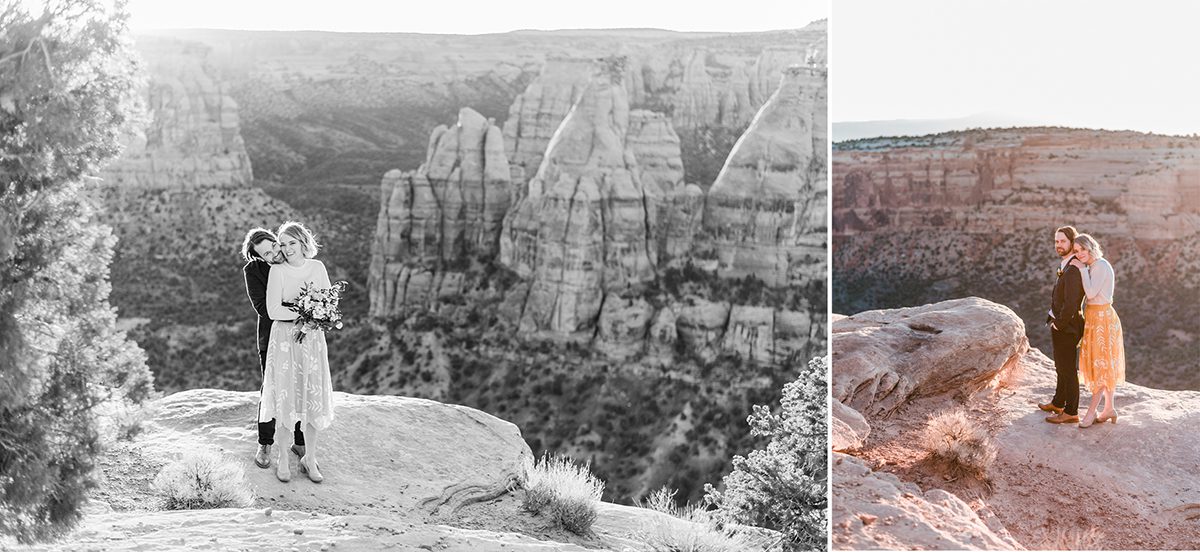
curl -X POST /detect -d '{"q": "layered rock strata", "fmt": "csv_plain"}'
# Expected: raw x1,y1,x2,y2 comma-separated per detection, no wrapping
502,57,595,181
702,65,828,287
499,61,659,334
101,38,252,189
370,108,512,314
832,129,1200,239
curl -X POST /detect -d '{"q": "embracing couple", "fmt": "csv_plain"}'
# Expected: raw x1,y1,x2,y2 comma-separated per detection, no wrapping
1039,225,1127,428
241,221,336,483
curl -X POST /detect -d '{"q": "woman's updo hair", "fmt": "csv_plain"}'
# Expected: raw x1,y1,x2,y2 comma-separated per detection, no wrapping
276,221,320,259
1074,233,1103,260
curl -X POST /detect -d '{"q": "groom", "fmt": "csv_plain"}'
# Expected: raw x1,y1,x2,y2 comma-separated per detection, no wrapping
242,227,305,467
1039,225,1086,424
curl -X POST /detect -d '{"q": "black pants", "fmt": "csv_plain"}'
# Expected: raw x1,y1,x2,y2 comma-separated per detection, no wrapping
1050,328,1082,416
258,350,305,446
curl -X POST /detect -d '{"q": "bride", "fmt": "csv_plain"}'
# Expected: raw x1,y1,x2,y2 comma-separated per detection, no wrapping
1069,233,1126,428
261,221,335,482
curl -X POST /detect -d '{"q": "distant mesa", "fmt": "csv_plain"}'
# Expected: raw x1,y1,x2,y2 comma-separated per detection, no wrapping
101,37,252,191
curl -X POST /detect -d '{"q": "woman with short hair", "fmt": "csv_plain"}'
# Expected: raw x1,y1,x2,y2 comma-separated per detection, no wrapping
1070,233,1126,428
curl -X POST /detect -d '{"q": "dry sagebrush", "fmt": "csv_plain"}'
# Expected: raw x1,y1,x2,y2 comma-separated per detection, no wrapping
921,409,997,476
152,451,254,509
1039,526,1105,550
639,487,769,552
521,453,604,535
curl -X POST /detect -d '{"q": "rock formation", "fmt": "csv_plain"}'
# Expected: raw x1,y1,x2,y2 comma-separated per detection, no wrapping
832,297,1200,549
833,453,1022,550
502,57,595,181
101,38,253,190
499,59,659,334
832,129,1200,239
370,108,513,314
52,389,763,551
702,64,828,287
832,297,1027,418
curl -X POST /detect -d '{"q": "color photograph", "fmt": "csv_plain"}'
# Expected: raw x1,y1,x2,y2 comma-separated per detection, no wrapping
830,0,1200,549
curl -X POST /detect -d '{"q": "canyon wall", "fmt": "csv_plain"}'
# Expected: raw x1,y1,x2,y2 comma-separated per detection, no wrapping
832,129,1200,389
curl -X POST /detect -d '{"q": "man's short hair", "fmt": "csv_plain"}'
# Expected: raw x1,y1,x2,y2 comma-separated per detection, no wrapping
1055,225,1078,242
241,228,276,263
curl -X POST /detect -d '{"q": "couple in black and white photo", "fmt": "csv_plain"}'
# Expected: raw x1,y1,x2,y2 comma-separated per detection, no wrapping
241,222,335,483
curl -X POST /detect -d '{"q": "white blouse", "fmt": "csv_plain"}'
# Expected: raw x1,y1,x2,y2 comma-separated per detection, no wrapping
1078,258,1115,305
266,259,331,321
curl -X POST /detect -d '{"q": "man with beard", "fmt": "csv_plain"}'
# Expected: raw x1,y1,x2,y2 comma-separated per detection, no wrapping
242,228,305,467
1039,225,1086,424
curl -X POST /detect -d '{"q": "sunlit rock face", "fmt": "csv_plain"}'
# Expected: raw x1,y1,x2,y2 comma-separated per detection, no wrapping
369,108,513,314
102,38,253,190
502,57,595,183
701,64,828,287
499,60,660,334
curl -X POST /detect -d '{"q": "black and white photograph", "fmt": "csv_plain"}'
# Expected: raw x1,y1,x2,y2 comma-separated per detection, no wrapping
0,0,830,549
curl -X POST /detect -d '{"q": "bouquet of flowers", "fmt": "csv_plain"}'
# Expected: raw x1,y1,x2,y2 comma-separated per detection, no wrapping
289,280,349,344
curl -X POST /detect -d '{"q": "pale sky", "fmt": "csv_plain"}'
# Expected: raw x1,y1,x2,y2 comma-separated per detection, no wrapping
833,0,1200,136
122,0,828,34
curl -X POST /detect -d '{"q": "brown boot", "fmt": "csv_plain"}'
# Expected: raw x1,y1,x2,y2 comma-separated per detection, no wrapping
1037,402,1064,414
1045,412,1080,424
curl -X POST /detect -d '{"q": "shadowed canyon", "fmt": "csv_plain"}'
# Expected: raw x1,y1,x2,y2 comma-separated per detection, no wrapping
92,23,828,506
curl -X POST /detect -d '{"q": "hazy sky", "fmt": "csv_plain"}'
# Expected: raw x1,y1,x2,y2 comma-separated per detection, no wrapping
834,0,1200,135
123,0,828,34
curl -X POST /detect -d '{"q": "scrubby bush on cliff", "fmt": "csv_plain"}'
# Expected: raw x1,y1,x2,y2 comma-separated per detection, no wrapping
152,452,254,510
521,453,603,535
920,409,997,476
0,0,148,543
704,356,828,551
639,487,767,552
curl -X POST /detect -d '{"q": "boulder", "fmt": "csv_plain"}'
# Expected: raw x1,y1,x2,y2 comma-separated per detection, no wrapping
832,297,1027,418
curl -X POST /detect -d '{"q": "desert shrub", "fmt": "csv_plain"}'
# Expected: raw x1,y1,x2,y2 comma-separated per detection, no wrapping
521,453,603,535
640,487,767,552
152,452,254,510
703,356,828,551
921,409,997,475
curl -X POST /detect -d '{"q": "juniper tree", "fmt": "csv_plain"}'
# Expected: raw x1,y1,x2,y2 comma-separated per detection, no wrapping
1,0,151,543
705,356,829,551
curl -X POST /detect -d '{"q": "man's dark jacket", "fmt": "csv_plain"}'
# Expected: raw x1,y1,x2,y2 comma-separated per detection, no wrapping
243,259,272,352
1048,259,1086,337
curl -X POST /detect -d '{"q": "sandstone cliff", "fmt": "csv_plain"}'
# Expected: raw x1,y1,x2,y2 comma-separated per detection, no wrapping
499,59,659,334
832,298,1200,550
369,108,513,314
702,64,827,287
832,128,1200,390
101,37,253,190
502,57,596,180
28,389,754,551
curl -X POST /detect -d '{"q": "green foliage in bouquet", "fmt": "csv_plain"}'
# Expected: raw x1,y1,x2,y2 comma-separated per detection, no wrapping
703,356,828,551
0,0,150,543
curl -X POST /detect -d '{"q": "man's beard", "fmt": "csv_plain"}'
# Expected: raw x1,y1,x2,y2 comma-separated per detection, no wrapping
1055,246,1070,256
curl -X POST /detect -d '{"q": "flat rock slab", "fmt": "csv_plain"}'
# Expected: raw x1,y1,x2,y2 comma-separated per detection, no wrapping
140,389,532,518
15,508,597,552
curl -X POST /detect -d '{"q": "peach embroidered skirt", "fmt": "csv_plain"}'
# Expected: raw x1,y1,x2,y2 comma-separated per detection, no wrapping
1078,303,1126,393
